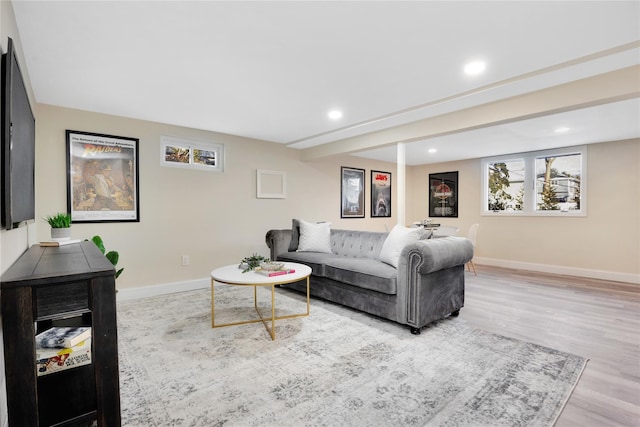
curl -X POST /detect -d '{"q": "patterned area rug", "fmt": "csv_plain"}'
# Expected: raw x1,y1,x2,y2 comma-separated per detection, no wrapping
117,286,586,427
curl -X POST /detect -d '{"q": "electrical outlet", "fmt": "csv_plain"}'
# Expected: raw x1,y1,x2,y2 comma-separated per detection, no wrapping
182,255,190,266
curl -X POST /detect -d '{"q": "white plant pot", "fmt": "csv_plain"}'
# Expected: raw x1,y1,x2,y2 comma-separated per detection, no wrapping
51,227,72,241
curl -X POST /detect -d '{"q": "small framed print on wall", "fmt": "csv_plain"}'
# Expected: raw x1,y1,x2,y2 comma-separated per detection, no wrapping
67,130,140,223
341,167,365,218
429,171,458,218
257,169,286,199
371,170,391,217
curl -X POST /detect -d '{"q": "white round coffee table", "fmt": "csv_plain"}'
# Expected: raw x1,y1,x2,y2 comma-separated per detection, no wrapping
210,262,312,340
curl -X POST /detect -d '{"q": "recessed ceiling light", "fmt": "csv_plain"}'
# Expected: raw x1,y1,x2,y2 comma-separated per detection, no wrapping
554,126,570,133
428,148,437,154
464,61,486,76
328,110,343,120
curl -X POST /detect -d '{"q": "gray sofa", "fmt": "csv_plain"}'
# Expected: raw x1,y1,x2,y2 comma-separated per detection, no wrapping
265,227,474,334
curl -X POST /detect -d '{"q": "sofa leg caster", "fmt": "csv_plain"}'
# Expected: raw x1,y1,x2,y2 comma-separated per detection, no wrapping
410,327,421,335
450,310,460,317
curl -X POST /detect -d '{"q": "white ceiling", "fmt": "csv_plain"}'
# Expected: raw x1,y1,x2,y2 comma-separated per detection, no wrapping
12,1,640,165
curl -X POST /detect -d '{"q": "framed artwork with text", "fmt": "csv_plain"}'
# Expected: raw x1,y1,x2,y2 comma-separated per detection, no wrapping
371,170,391,217
66,130,140,223
429,171,458,218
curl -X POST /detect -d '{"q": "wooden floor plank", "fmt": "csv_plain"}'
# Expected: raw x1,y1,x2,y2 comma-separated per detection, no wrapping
460,265,640,427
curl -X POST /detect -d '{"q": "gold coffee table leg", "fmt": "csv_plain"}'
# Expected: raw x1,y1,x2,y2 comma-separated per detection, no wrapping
211,276,310,340
254,285,276,340
211,278,215,328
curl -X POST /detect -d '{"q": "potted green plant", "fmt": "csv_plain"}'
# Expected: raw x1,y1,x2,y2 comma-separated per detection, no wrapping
90,235,124,279
44,212,72,241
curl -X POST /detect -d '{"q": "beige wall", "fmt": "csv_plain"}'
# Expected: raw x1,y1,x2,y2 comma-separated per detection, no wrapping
6,101,640,291
35,104,398,290
34,104,640,286
407,138,640,282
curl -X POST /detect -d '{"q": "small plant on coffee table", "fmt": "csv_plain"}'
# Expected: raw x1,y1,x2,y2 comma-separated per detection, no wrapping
240,254,270,273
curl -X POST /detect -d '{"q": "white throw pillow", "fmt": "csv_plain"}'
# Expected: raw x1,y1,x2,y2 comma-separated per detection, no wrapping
379,225,424,268
297,220,332,253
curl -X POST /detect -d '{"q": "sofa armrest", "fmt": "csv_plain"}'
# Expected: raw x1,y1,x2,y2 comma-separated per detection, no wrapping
403,236,474,274
396,236,474,329
265,229,293,260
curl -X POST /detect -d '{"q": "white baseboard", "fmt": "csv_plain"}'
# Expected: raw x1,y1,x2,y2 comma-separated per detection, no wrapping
116,278,210,301
475,257,640,285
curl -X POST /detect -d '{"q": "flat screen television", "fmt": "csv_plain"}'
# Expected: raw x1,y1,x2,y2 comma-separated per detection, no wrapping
1,37,36,230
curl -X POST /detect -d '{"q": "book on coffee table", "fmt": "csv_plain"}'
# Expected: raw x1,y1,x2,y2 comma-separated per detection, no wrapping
255,268,296,277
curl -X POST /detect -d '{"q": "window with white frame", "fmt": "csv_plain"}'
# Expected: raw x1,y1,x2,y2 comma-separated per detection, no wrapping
160,135,224,172
482,146,586,216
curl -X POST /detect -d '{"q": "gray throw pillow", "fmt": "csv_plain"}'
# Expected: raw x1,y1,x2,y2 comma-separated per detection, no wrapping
289,219,302,251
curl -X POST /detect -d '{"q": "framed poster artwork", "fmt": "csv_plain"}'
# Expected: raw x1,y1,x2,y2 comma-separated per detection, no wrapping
371,170,391,217
66,130,140,223
429,171,458,218
341,167,365,218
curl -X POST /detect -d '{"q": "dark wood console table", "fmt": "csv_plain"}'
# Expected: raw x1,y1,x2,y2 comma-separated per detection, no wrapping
1,241,121,426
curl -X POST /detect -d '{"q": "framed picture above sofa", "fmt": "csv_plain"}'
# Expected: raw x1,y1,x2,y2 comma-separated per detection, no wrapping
341,167,365,218
371,170,391,217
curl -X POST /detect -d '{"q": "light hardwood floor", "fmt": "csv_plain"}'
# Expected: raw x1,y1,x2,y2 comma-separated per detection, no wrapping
460,265,640,427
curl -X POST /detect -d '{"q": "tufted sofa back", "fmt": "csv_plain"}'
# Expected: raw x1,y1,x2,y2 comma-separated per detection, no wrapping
329,229,388,260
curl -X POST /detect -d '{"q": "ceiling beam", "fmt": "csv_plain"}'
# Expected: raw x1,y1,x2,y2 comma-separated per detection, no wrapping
300,65,640,161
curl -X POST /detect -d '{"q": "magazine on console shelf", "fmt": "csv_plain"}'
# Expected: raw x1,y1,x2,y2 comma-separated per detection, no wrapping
36,338,92,376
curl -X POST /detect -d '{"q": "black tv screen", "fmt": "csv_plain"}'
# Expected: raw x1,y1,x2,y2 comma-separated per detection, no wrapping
1,37,35,230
